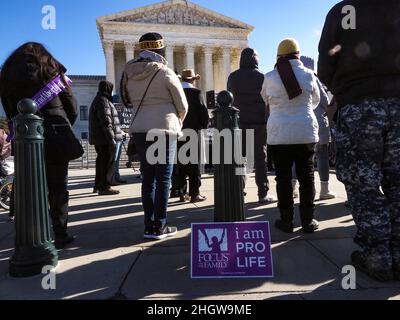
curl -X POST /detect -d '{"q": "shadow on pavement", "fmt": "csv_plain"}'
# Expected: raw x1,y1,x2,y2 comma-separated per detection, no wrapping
1,172,398,300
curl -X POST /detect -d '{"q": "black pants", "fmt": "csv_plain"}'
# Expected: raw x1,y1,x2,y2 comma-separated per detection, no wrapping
176,140,202,197
269,144,316,224
178,163,202,197
241,124,269,198
9,160,69,238
170,165,180,196
267,146,275,171
95,144,114,191
46,161,69,238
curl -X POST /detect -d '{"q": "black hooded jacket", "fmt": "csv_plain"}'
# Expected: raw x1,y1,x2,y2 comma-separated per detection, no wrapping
227,48,268,125
318,0,400,108
89,81,123,146
182,86,209,131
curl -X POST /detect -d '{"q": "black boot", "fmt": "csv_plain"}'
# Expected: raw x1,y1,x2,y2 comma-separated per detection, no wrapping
55,234,75,250
275,208,294,233
50,191,73,249
302,220,319,234
394,268,400,281
352,251,394,282
300,204,319,234
275,220,294,233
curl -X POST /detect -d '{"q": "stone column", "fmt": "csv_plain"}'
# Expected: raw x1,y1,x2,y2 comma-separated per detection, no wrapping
203,46,214,92
222,47,232,85
166,45,175,71
104,40,115,86
124,41,135,62
185,44,196,71
231,47,243,72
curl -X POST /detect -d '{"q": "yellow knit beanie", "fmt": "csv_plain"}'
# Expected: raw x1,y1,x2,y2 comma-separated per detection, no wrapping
277,38,300,57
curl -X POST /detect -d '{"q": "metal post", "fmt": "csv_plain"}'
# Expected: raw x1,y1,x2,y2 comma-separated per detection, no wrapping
86,140,89,170
81,140,84,170
9,99,58,278
213,91,245,222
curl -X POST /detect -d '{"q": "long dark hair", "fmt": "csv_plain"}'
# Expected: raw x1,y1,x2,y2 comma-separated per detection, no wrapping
0,42,66,97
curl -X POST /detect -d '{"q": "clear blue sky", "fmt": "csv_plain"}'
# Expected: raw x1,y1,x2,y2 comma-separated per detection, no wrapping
0,0,339,75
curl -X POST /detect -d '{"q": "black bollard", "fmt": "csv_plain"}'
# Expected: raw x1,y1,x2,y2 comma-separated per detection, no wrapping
9,99,58,278
213,91,245,222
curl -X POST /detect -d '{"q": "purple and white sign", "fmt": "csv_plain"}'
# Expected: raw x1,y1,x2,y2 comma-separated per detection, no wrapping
32,75,72,109
191,222,274,279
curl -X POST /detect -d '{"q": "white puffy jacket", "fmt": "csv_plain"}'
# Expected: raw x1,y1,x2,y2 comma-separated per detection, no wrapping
261,59,320,145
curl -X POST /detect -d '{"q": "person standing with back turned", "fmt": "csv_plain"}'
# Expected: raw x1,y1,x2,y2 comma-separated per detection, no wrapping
120,33,188,240
262,38,320,234
89,80,123,196
319,0,400,281
178,69,209,203
228,48,277,204
0,42,78,249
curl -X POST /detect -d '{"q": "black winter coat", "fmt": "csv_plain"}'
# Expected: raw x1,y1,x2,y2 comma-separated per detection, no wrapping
89,81,123,146
1,77,78,163
182,87,209,131
1,82,77,127
318,0,400,108
227,48,268,125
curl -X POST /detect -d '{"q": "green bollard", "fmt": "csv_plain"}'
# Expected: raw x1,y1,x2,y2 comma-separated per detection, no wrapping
9,99,58,278
213,91,245,222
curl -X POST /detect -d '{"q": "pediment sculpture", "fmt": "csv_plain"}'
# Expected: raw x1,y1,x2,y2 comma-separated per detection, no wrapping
112,6,242,29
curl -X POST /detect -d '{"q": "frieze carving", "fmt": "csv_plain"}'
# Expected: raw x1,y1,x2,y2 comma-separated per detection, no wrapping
112,5,242,29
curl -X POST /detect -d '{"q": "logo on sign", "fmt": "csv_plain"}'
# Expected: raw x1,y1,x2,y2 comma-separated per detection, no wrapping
198,228,229,269
191,222,274,279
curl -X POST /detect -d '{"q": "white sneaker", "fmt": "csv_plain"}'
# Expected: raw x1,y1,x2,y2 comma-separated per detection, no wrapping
319,181,336,200
150,225,178,240
259,195,278,204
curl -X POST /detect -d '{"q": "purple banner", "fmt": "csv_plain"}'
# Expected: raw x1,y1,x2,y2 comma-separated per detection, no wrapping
7,75,73,142
32,75,72,110
191,222,274,279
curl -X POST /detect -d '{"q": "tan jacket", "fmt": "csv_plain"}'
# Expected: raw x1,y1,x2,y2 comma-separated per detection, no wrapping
121,53,188,136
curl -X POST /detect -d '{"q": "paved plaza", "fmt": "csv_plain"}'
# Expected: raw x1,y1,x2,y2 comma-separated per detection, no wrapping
0,168,399,300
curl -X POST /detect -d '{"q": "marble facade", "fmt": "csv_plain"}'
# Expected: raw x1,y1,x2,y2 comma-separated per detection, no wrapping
96,0,254,94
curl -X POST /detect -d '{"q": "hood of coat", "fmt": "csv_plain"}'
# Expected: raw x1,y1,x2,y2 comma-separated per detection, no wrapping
240,48,259,69
124,50,166,81
98,80,114,100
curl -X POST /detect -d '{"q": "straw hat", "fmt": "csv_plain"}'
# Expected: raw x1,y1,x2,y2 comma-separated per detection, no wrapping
181,69,201,81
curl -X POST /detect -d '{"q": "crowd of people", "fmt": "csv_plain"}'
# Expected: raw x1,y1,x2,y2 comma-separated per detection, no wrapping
0,0,399,282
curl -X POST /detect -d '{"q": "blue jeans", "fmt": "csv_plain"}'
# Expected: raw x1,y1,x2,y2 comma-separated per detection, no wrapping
133,133,177,229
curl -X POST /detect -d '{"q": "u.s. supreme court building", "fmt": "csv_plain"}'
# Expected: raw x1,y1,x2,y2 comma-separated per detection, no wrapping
1,0,254,139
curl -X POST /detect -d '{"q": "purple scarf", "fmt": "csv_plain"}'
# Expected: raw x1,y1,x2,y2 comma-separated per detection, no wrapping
7,75,73,141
